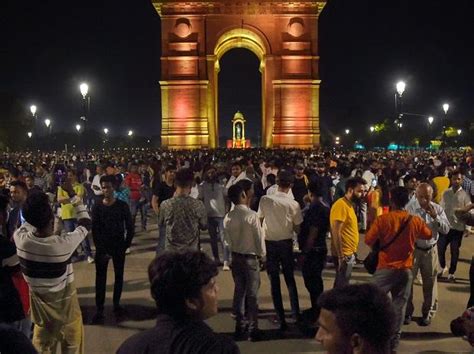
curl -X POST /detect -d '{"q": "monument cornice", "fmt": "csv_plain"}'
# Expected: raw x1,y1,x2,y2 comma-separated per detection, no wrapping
152,1,327,17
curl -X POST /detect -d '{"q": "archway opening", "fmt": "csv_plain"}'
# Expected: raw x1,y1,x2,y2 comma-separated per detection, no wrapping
217,48,262,147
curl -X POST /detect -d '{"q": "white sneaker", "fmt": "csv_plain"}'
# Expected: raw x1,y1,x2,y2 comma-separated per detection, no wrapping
223,261,230,271
439,266,448,277
87,256,95,264
448,274,456,282
414,273,423,285
125,248,131,254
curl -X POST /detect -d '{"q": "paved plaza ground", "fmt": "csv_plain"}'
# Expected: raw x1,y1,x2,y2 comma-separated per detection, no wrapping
74,219,474,353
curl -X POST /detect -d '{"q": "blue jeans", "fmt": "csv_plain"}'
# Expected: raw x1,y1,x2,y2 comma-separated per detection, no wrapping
64,218,92,258
232,253,260,332
208,217,229,262
333,254,356,288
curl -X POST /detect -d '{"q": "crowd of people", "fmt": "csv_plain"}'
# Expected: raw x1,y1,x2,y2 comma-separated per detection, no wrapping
0,147,474,353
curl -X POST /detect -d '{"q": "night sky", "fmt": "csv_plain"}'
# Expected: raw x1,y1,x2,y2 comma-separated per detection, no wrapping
1,0,474,142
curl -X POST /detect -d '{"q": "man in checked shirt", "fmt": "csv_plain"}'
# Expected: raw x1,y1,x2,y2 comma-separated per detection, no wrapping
405,183,450,326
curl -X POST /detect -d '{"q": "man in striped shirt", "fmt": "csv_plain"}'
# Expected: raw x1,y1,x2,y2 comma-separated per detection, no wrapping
14,192,91,354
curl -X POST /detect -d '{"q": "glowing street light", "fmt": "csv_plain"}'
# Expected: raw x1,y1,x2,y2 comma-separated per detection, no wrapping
428,116,434,125
398,122,403,128
79,83,89,99
457,129,462,135
30,105,37,116
443,103,450,115
103,128,109,135
128,130,133,137
396,81,406,97
369,126,375,133
75,124,81,132
345,129,350,135
442,103,449,148
27,132,32,138
44,118,51,128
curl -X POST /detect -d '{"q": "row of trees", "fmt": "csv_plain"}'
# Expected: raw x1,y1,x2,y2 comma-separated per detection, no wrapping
323,118,474,149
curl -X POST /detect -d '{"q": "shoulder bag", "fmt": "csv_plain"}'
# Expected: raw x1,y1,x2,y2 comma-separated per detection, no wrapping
363,215,413,274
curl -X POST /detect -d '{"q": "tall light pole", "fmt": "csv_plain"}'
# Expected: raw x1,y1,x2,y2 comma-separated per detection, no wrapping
103,128,109,146
442,103,449,148
395,81,406,149
44,118,52,135
30,105,37,140
427,116,434,147
75,124,82,150
79,83,90,133
30,105,37,117
369,126,375,148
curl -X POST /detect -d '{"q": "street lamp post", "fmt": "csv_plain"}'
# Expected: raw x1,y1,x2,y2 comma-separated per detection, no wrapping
75,124,82,149
30,105,37,142
442,103,449,148
79,83,90,133
30,105,37,117
27,131,32,150
44,118,52,136
395,81,406,149
369,126,375,147
427,116,434,148
103,128,109,147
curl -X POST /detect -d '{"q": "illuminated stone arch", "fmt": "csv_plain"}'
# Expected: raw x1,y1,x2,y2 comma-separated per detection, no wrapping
153,1,326,149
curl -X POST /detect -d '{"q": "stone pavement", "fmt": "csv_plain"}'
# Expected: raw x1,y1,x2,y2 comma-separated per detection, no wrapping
74,220,474,353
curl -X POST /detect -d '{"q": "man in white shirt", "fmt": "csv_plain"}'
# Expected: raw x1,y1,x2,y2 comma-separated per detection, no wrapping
225,162,247,190
405,183,450,326
224,183,265,341
258,170,303,331
91,165,104,206
439,170,471,281
199,165,230,270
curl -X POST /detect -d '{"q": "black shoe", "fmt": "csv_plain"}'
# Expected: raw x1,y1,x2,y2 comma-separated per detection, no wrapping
234,324,247,341
403,315,412,325
279,321,288,332
419,317,431,326
292,313,303,323
113,305,127,317
90,311,105,325
248,330,261,342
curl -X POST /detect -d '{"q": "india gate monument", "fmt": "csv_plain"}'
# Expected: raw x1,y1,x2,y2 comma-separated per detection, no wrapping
152,0,326,149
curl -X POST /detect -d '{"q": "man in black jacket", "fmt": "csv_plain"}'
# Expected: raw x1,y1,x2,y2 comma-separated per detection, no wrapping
91,175,134,324
117,251,239,354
